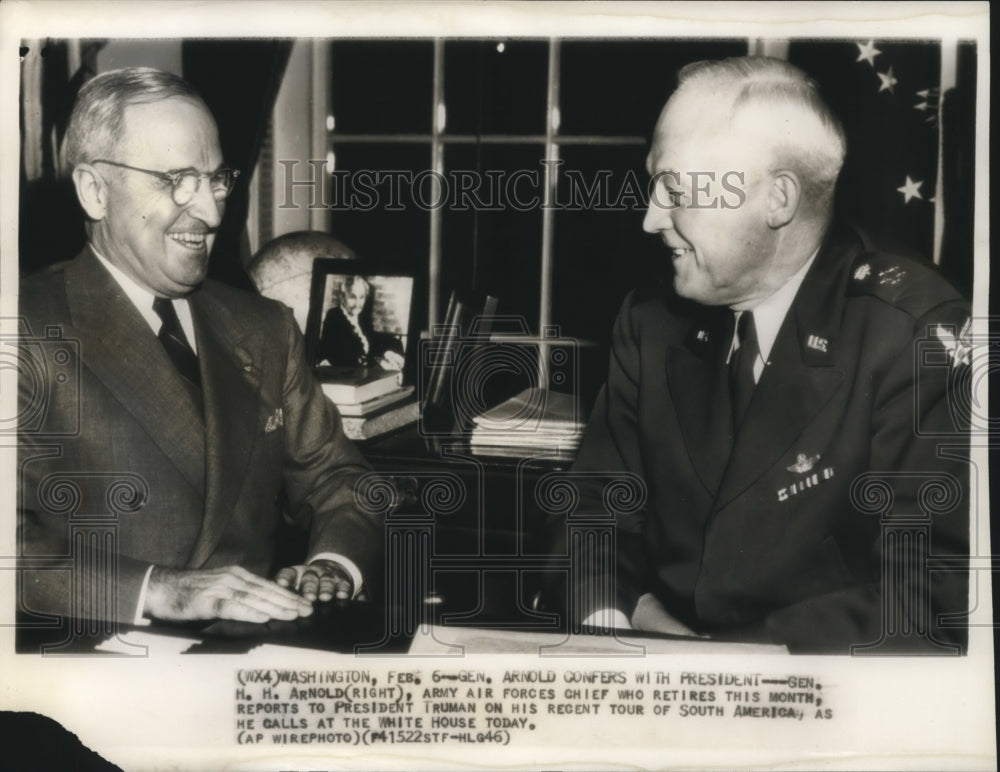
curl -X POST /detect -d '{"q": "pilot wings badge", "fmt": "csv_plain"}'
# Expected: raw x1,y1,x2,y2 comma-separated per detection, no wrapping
934,317,973,368
787,452,820,474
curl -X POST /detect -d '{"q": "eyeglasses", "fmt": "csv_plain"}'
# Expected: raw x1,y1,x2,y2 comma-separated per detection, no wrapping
92,159,240,206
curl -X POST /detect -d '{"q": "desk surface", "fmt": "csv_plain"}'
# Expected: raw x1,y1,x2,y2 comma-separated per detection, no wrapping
17,601,787,655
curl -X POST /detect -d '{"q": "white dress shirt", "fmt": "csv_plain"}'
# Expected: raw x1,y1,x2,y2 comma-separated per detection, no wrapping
728,248,819,383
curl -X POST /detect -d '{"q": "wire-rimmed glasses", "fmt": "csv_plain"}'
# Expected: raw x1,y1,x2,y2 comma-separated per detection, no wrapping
92,159,240,206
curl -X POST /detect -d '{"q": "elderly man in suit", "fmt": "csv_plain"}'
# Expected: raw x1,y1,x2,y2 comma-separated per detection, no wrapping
562,56,970,653
17,67,382,627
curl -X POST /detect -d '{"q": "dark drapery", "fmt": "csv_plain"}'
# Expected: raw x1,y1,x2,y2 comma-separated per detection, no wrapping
182,40,293,291
18,40,101,274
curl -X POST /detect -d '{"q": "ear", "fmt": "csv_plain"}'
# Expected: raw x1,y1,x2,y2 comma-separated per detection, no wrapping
71,164,109,221
765,170,801,229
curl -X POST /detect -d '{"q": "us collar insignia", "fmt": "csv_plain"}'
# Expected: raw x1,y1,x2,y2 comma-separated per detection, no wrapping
853,263,871,281
787,452,821,474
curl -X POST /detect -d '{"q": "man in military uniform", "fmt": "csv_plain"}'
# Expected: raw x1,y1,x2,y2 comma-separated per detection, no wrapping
562,56,970,653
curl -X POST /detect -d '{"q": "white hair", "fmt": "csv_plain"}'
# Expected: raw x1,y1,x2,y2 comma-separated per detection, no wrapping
672,57,846,208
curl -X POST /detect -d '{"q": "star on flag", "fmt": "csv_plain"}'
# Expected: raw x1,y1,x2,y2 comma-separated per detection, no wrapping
856,40,882,66
877,66,898,94
896,176,924,203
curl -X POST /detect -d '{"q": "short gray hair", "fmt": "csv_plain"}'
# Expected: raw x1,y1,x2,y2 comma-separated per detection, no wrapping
673,57,846,207
64,67,204,167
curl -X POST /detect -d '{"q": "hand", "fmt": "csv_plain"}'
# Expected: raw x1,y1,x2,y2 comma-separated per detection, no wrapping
378,350,405,371
630,592,704,638
275,559,354,603
144,566,314,623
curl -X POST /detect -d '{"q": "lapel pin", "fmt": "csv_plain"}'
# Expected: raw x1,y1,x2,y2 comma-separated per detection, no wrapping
853,263,871,280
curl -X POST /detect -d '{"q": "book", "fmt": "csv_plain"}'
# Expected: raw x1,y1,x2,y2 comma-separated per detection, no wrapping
341,399,420,440
469,426,582,448
319,366,403,404
335,385,415,417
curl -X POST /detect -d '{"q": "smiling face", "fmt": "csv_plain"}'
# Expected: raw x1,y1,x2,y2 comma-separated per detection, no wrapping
642,97,783,309
89,97,225,298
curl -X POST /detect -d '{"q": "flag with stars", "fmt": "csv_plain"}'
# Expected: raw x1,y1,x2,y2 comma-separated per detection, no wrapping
786,40,975,297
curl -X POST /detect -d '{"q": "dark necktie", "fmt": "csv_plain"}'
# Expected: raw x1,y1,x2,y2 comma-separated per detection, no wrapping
729,310,759,430
153,297,203,409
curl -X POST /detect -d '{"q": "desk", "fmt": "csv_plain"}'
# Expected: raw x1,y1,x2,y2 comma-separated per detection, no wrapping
16,603,787,655
356,426,572,632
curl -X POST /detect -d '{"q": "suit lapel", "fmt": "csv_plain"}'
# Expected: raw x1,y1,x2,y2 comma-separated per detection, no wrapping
185,288,263,568
65,250,206,495
666,307,735,495
715,227,860,510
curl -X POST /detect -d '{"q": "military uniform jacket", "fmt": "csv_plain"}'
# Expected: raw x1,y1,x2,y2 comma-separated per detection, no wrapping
568,225,970,653
17,249,382,624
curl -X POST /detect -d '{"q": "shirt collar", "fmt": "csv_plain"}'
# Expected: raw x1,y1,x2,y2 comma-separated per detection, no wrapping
89,244,198,353
735,247,819,364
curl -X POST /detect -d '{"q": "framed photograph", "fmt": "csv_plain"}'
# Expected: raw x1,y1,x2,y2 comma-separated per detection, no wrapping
304,258,420,381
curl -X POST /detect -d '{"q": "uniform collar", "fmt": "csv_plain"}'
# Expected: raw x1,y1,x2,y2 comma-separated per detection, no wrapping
734,247,819,365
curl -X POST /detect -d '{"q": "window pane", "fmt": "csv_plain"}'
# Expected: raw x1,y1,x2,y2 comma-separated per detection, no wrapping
440,144,545,330
330,40,433,134
327,142,431,266
560,39,748,136
551,145,667,407
444,40,549,136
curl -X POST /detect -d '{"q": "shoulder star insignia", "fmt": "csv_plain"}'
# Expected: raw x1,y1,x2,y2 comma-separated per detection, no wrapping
935,318,973,368
787,453,821,474
878,266,907,286
856,40,881,66
854,264,871,281
897,176,923,203
877,66,898,94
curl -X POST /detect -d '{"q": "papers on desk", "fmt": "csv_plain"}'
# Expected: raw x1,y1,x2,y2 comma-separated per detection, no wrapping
407,625,788,655
95,630,203,656
470,387,585,459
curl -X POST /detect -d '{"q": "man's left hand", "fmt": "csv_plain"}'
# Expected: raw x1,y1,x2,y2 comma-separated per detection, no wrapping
275,559,354,603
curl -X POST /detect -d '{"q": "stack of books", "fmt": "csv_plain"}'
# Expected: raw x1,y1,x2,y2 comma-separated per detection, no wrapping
318,367,418,440
469,387,584,460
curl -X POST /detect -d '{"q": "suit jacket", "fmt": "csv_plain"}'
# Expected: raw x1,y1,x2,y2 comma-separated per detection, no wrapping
564,225,970,653
17,249,381,624
318,306,403,368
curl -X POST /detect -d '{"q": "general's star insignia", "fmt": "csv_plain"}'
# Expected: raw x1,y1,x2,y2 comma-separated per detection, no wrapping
853,263,871,281
878,266,907,286
935,317,973,368
787,453,820,474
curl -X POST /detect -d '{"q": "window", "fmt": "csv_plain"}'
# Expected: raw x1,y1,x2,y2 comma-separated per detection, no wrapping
324,38,748,345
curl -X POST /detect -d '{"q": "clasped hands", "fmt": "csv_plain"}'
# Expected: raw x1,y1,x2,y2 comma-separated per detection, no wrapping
145,560,355,624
